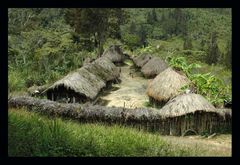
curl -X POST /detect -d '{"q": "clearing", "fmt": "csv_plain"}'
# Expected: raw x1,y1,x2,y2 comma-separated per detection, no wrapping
98,60,149,109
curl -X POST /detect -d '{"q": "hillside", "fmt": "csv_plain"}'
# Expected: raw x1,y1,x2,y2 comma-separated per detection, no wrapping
8,8,232,157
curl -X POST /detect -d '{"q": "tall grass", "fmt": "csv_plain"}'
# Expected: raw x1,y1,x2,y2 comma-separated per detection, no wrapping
9,108,208,157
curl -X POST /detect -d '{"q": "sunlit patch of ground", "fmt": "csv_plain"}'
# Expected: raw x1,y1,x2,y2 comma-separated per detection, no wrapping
99,61,149,109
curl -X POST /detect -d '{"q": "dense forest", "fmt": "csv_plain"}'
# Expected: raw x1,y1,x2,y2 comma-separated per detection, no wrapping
8,8,232,106
8,8,232,157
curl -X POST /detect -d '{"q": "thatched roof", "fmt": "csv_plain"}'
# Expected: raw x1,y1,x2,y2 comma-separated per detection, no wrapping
83,57,94,66
102,45,125,63
158,93,217,118
133,54,152,68
84,57,120,82
146,67,191,102
141,57,168,78
44,67,106,100
216,108,232,118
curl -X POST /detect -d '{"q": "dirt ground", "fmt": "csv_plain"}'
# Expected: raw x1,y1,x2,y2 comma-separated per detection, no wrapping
99,60,149,109
160,134,232,156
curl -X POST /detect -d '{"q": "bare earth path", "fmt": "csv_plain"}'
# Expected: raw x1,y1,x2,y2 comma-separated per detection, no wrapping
99,60,149,109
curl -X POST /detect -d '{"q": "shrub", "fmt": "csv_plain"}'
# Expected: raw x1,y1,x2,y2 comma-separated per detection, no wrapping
167,56,231,107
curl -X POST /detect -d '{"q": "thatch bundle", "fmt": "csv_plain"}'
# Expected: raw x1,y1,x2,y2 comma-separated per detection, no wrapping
102,45,125,63
159,93,217,118
158,93,232,135
141,57,168,78
133,54,152,68
8,96,231,136
44,67,106,100
8,96,163,124
147,67,191,105
84,57,120,82
27,84,49,96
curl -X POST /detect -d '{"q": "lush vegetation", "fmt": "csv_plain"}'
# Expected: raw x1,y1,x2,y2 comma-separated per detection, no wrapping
167,56,231,107
8,8,231,94
9,108,227,157
8,8,232,157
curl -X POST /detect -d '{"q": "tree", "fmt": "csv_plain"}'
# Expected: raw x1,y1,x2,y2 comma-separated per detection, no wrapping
161,12,166,22
225,39,232,69
206,32,220,65
152,9,158,22
65,8,128,55
129,21,137,34
183,34,193,50
174,8,187,35
146,11,153,24
146,9,157,24
138,24,147,47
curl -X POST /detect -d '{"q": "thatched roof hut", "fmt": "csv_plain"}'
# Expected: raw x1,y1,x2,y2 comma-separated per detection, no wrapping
146,67,191,106
159,93,217,118
43,56,120,103
133,54,152,68
44,67,106,103
102,45,125,63
141,57,168,78
157,93,232,135
84,57,120,82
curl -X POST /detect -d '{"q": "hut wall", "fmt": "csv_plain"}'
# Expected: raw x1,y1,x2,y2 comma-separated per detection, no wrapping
47,85,89,103
164,112,232,136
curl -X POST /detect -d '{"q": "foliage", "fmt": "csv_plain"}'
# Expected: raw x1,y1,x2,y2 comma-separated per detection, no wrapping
167,56,231,107
65,8,129,55
224,39,232,70
206,31,221,64
9,108,217,156
8,8,231,96
8,69,26,92
121,33,141,50
183,35,193,50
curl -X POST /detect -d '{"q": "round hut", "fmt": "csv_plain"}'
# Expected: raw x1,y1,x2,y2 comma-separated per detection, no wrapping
141,57,168,78
146,67,191,107
102,45,125,64
158,93,232,136
133,54,152,68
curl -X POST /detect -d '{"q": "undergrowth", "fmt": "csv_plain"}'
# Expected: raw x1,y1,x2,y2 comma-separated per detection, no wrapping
9,108,209,157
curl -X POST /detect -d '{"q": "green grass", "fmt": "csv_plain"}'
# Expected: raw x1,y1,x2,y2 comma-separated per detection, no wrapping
9,108,211,157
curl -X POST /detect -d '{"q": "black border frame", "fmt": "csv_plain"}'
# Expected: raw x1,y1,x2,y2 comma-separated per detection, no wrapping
1,0,239,162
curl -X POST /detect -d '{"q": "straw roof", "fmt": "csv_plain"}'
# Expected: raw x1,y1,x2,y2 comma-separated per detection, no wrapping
133,54,152,67
44,67,106,100
147,67,191,102
158,93,218,118
102,45,125,63
141,57,168,78
84,57,120,82
216,108,232,118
